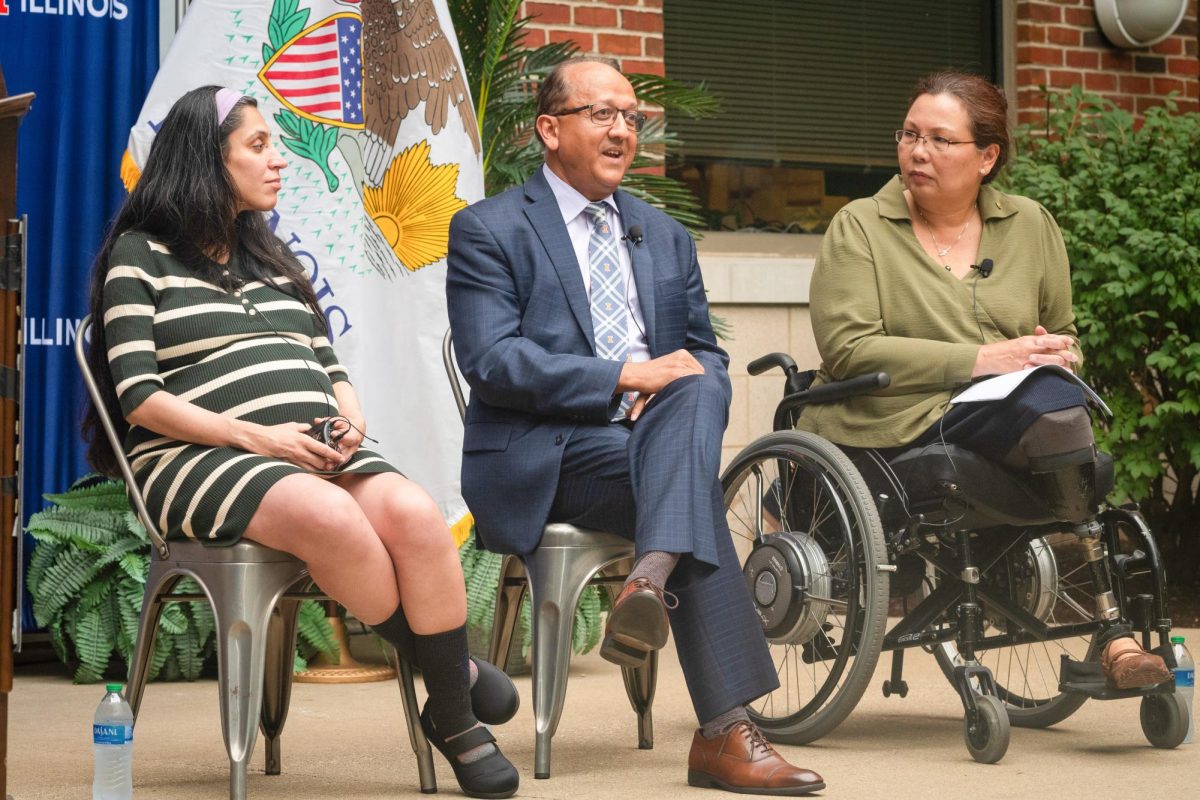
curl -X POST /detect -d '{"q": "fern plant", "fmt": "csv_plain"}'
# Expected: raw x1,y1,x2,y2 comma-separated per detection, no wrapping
26,474,336,682
293,600,342,672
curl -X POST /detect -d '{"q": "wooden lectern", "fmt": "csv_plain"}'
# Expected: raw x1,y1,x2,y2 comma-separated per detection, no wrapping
0,63,35,800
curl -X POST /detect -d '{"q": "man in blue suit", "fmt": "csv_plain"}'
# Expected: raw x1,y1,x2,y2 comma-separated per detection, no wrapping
446,57,825,795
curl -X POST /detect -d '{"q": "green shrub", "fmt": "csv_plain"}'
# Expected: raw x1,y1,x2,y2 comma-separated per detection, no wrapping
1001,88,1200,581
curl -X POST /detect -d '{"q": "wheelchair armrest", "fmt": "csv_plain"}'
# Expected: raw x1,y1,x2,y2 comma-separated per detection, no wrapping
771,372,891,431
801,372,890,405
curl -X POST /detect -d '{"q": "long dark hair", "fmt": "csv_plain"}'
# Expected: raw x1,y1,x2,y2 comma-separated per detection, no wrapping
83,85,325,476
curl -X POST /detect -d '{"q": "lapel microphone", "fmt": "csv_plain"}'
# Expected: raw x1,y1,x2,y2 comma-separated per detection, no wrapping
621,225,645,245
971,258,995,278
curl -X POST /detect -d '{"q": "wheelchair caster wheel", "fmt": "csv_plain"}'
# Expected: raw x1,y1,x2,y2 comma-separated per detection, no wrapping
964,694,1010,764
882,680,908,698
1140,693,1189,748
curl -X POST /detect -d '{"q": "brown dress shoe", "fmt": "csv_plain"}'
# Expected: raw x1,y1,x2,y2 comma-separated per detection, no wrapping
687,722,825,796
1101,636,1172,689
599,577,675,667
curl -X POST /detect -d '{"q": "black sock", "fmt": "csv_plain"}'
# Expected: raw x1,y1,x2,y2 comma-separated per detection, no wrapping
370,605,482,689
369,604,416,663
413,623,476,737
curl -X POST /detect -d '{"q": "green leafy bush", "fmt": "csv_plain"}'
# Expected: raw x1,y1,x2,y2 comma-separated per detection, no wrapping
26,475,337,682
1001,88,1200,581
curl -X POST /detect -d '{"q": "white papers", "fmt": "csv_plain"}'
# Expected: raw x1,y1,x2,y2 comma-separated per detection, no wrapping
950,364,1112,418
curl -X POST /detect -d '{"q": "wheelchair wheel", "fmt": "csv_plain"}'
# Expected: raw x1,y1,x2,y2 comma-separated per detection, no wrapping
721,431,889,744
964,694,1010,764
930,532,1097,728
1140,693,1189,749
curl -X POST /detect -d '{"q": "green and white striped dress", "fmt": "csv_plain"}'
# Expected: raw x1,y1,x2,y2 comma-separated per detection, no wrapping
102,231,398,545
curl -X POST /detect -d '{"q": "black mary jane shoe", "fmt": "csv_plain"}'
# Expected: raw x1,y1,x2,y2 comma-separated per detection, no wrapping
420,706,519,799
470,658,520,726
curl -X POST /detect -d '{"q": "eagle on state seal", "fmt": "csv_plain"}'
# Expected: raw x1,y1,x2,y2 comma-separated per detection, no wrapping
361,0,481,185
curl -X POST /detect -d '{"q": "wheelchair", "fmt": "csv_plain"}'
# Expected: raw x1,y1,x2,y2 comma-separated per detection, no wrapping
719,352,1189,763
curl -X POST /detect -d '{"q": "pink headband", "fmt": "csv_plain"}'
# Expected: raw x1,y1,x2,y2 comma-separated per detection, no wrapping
214,88,242,126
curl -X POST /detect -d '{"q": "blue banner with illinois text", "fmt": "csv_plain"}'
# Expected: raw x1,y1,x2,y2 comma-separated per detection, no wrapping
0,0,159,630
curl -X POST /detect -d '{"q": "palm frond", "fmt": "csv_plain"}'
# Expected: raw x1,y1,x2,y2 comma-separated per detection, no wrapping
626,75,720,119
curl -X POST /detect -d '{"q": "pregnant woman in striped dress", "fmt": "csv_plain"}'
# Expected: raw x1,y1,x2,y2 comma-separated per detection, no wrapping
82,86,519,799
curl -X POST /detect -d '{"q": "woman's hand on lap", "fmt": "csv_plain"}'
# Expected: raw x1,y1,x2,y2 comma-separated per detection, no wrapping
972,325,1079,377
315,416,363,466
235,421,343,471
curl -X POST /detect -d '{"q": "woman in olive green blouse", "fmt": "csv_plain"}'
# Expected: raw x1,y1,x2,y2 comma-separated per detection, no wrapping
797,71,1168,690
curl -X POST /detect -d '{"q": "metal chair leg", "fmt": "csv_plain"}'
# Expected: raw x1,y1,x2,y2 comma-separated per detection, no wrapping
602,559,657,750
191,559,305,800
125,567,182,720
489,555,528,671
623,652,657,750
396,655,437,793
523,536,635,779
260,591,304,776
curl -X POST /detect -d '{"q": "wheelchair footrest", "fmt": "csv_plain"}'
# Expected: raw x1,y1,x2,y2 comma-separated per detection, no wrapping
1058,652,1176,700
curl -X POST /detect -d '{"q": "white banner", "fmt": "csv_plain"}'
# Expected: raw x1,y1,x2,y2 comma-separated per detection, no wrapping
124,0,482,542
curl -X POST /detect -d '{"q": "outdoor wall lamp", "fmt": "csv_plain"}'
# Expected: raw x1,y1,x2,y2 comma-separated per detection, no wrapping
1094,0,1188,49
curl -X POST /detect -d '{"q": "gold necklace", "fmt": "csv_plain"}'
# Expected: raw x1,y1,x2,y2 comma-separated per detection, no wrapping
915,205,972,263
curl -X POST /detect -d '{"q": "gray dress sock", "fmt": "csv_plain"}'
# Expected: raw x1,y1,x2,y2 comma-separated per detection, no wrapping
701,706,751,738
626,550,681,589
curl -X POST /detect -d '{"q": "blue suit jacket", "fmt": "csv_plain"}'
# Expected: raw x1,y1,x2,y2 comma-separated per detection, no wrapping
446,169,731,555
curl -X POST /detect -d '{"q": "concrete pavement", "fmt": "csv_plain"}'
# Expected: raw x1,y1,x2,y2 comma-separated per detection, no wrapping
7,627,1198,799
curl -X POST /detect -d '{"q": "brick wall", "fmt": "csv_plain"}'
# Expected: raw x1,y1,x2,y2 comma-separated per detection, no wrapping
522,2,1198,121
520,0,665,76
1015,0,1200,122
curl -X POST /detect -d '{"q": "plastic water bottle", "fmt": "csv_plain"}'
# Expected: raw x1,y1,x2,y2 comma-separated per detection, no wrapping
93,682,134,799
1172,635,1195,745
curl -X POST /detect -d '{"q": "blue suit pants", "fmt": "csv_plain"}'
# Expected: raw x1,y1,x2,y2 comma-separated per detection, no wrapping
548,371,778,722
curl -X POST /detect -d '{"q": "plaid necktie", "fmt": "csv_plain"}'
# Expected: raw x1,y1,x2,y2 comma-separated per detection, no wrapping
584,202,635,416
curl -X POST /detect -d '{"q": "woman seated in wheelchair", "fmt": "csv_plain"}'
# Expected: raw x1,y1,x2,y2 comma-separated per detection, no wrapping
82,86,519,798
796,71,1169,691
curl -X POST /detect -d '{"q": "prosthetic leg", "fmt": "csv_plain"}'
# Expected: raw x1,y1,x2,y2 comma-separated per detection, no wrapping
1007,407,1171,689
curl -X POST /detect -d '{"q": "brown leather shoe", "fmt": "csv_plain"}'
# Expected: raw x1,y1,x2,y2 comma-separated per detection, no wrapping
687,722,825,796
599,577,674,667
1101,636,1171,689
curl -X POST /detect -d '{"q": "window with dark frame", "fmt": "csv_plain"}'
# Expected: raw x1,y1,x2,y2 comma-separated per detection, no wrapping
663,0,1000,234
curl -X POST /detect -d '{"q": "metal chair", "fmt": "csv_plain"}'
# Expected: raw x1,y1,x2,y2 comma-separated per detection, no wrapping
442,330,656,779
75,316,436,800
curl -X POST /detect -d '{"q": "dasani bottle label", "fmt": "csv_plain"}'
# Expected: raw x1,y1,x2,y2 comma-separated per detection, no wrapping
94,724,134,745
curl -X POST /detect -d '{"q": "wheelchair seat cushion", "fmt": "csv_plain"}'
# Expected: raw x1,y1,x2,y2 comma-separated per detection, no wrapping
886,444,1057,528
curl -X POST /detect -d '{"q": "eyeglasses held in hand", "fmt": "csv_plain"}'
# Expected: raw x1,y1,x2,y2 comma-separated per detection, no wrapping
895,129,976,152
552,104,647,133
